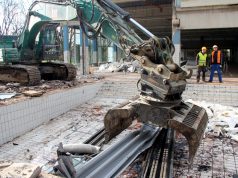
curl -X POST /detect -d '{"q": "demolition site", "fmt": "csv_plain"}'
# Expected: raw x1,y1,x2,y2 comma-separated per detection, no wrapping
0,0,238,177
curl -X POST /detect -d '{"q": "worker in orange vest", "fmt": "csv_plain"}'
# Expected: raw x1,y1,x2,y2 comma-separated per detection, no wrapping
209,45,223,83
196,46,208,83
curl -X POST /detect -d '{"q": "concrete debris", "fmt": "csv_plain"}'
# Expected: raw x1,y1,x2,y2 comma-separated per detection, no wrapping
129,60,141,73
38,173,61,178
0,74,104,105
0,86,7,91
0,163,41,178
0,161,13,169
22,90,45,97
6,82,21,87
186,99,238,141
98,61,141,73
77,74,104,83
0,93,16,100
39,84,52,90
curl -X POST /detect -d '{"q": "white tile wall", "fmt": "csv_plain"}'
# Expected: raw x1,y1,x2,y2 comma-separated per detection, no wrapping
0,83,102,145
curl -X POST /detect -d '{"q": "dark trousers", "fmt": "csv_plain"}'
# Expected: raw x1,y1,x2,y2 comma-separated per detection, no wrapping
209,64,222,82
197,66,206,82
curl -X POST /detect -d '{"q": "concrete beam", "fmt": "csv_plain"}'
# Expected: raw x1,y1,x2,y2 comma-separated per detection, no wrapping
123,4,172,36
177,5,238,29
181,0,238,8
126,5,172,18
136,18,171,27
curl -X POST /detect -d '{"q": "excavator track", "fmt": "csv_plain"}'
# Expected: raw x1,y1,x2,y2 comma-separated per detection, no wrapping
0,65,41,85
39,62,77,81
63,63,77,81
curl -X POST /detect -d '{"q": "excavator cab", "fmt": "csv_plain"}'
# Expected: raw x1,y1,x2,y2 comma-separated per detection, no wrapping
37,24,62,61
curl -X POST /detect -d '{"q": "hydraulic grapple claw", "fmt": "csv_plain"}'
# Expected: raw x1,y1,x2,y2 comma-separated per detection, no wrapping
169,103,208,163
104,106,135,142
103,97,208,163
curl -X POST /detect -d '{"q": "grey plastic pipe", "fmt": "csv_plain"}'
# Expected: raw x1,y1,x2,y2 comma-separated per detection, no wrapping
62,144,100,154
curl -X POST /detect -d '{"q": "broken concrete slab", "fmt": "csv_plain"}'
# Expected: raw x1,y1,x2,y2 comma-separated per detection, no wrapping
0,86,7,91
0,93,16,100
98,62,141,73
0,161,13,169
6,82,21,87
22,90,44,97
0,163,41,178
39,84,52,90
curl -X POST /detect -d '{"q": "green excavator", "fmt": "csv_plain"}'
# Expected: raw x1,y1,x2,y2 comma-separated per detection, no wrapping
0,1,78,85
1,0,208,163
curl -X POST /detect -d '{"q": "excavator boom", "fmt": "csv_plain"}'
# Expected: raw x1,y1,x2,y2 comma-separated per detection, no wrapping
72,0,208,162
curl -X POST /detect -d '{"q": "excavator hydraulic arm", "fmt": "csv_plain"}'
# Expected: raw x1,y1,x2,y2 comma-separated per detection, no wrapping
72,0,209,163
104,97,208,163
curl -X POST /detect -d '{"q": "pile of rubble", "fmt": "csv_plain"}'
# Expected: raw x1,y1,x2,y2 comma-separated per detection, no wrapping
0,161,59,178
187,99,238,140
98,61,141,73
0,74,104,105
174,99,238,177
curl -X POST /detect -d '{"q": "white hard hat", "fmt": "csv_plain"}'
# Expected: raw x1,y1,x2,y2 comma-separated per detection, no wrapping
213,45,218,48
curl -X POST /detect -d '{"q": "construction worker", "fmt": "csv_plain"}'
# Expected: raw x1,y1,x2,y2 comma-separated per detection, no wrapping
196,46,208,82
209,45,223,83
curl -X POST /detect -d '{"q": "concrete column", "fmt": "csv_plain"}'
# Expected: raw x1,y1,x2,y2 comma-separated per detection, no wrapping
84,34,89,74
172,30,181,65
80,30,85,74
235,47,238,64
63,25,70,63
172,0,181,65
97,36,102,65
176,0,181,8
113,44,117,62
75,29,81,65
73,29,77,65
80,29,90,75
92,39,97,64
108,46,113,63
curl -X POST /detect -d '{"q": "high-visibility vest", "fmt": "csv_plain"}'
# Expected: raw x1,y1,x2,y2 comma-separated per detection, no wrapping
212,50,221,64
198,52,207,66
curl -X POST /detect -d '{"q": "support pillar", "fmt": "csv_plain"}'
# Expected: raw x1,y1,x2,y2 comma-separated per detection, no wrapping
75,29,81,65
97,37,102,65
172,30,181,65
172,0,181,65
73,29,77,65
80,29,90,75
92,39,97,64
108,46,113,63
113,44,117,62
63,25,70,63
